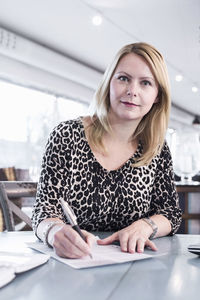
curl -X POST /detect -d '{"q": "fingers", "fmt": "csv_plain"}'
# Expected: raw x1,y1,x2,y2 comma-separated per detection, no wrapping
97,231,157,254
128,237,158,253
97,232,118,245
116,220,159,254
145,239,158,251
55,234,86,258
53,225,93,259
119,232,130,252
120,232,140,253
135,238,145,253
82,230,96,248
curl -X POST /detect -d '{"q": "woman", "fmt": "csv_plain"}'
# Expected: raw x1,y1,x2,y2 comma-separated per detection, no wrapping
32,42,182,259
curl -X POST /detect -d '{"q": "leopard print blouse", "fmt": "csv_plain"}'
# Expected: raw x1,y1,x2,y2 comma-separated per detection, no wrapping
32,117,182,234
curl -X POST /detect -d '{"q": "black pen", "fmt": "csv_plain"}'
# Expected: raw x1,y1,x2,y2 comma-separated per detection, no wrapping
60,199,93,259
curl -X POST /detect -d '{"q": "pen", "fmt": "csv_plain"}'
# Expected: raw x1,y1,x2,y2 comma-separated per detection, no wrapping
60,199,93,259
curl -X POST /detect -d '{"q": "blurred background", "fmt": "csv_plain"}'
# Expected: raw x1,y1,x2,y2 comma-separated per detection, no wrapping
0,0,199,232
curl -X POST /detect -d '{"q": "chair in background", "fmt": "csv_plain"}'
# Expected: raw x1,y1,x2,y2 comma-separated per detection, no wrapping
0,181,37,231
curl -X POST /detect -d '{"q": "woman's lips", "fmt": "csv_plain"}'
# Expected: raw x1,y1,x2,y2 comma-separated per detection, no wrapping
121,101,139,107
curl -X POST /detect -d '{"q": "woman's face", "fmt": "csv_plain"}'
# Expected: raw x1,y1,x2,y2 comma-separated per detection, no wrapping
109,52,159,123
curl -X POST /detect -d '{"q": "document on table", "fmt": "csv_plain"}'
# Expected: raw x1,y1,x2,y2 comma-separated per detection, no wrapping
28,240,153,269
0,252,50,288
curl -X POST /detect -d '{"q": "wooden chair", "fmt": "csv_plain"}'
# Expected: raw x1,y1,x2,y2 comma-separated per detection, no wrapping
0,181,37,231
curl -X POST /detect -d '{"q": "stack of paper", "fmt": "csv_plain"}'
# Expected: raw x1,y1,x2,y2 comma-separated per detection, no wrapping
0,252,50,288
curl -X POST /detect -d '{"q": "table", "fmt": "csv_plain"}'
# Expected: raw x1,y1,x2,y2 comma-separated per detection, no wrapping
176,184,200,233
0,232,200,300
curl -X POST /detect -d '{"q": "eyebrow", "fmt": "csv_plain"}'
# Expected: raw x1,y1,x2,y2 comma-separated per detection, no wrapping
116,71,156,81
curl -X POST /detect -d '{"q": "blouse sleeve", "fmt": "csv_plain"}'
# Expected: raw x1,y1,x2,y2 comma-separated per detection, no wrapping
31,123,71,233
149,142,182,234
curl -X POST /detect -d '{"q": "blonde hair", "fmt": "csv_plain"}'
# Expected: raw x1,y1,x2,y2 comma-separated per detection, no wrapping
87,42,171,167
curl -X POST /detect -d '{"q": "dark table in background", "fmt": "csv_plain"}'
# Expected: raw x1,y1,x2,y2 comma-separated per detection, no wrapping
176,184,200,234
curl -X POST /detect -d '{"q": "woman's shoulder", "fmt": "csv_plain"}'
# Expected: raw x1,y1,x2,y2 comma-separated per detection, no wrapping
160,140,171,156
51,117,84,137
57,117,83,129
154,140,172,167
147,140,170,164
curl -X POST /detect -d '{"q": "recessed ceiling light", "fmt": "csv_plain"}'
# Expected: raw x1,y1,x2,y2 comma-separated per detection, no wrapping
92,15,103,26
192,86,198,93
175,75,183,82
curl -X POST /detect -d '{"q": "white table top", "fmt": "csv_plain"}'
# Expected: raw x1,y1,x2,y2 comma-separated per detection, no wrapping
0,232,200,300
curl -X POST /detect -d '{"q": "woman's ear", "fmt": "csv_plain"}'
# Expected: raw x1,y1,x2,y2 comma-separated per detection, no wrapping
154,97,159,103
154,89,161,103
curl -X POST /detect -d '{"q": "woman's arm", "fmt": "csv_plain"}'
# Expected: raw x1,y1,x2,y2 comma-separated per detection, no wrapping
148,142,182,234
32,122,95,258
32,123,69,235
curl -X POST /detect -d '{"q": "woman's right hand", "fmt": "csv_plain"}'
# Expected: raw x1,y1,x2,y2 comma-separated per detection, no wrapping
49,224,95,258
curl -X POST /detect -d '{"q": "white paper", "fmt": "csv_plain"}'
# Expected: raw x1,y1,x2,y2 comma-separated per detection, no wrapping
0,266,15,288
0,252,50,288
27,241,153,269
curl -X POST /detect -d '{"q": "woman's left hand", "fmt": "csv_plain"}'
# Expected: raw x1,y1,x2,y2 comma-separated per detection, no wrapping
97,219,158,253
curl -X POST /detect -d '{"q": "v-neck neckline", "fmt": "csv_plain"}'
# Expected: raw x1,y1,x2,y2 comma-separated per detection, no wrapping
78,117,142,173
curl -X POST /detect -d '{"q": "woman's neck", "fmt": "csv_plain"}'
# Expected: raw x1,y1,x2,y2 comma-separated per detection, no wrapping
107,114,140,145
82,114,140,149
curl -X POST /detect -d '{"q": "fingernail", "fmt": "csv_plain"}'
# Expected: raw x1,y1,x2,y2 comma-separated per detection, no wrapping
122,248,127,252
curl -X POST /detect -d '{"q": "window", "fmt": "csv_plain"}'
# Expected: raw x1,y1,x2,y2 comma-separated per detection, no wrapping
0,80,89,180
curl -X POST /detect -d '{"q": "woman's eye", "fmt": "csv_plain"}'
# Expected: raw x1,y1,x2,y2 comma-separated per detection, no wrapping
118,76,129,82
142,80,151,86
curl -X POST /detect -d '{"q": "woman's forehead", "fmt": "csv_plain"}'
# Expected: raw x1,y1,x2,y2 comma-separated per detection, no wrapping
115,53,155,78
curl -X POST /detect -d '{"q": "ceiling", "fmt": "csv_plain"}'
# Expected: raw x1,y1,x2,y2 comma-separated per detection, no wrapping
0,0,199,117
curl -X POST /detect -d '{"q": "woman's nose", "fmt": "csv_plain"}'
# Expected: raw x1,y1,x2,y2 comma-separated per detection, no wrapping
126,82,138,97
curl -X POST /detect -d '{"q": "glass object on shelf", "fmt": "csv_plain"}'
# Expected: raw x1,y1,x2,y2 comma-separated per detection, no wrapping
171,129,200,185
29,166,40,182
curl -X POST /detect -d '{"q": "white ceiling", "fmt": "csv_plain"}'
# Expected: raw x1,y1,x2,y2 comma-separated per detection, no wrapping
0,0,199,118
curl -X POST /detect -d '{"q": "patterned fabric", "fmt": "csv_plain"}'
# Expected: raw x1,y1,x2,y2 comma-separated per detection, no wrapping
32,117,182,234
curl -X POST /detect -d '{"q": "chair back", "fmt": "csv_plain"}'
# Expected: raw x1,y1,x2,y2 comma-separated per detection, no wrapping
0,181,37,231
